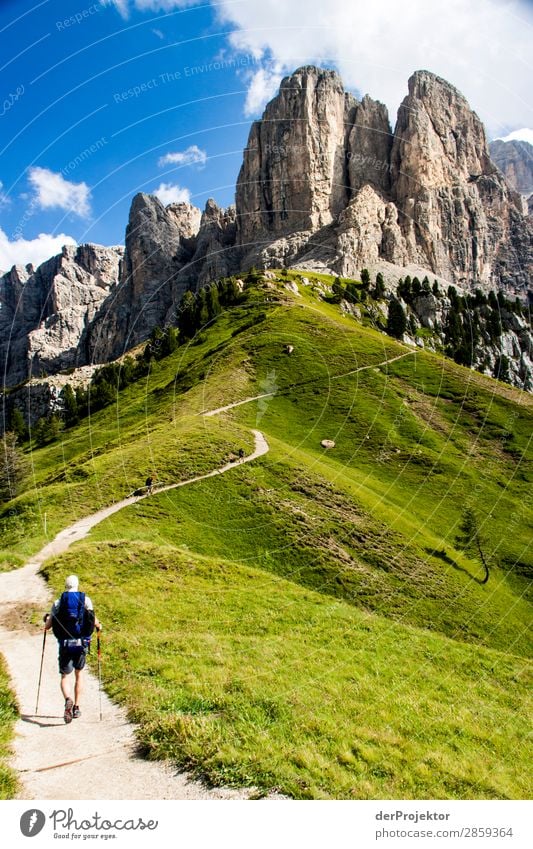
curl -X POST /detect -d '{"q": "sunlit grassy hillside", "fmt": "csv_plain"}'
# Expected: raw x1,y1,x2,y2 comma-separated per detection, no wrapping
2,271,532,798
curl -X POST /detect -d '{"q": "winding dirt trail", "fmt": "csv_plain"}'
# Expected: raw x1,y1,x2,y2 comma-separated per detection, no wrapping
0,349,412,799
0,429,269,800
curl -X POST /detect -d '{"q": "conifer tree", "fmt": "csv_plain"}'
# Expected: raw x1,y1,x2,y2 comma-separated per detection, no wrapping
454,507,490,583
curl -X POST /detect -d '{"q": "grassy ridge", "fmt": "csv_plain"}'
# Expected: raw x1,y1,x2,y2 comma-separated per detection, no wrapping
2,271,532,798
89,447,532,657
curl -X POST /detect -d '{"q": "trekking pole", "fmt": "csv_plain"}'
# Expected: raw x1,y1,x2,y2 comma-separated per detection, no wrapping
35,627,47,715
97,630,103,721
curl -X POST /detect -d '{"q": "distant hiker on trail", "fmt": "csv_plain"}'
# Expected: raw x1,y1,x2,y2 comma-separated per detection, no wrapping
145,474,155,494
238,448,245,461
44,574,101,724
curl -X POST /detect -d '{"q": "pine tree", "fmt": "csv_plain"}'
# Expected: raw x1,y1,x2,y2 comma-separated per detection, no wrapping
32,414,62,446
344,282,359,303
360,268,371,288
9,408,28,442
373,272,386,299
386,298,407,339
331,278,344,303
454,507,490,583
61,384,79,427
177,290,197,339
0,432,27,503
196,288,210,328
494,355,511,383
206,284,221,319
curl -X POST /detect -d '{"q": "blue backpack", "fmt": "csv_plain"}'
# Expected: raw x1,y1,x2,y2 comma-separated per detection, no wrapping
51,591,95,642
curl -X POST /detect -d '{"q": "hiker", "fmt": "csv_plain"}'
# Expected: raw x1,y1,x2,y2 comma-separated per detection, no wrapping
145,474,155,494
44,574,101,724
238,448,245,461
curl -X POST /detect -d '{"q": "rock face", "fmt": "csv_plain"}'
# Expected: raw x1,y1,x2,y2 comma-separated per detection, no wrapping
89,194,201,361
236,67,532,294
390,72,530,291
236,66,358,245
489,139,533,197
1,65,532,399
404,289,533,390
347,96,393,195
89,195,240,362
189,199,238,284
0,244,123,387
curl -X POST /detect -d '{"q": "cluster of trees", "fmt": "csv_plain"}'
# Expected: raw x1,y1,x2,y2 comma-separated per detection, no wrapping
8,276,249,448
177,277,243,339
390,276,530,378
442,286,528,370
397,275,438,303
7,325,181,446
0,432,28,503
330,270,386,304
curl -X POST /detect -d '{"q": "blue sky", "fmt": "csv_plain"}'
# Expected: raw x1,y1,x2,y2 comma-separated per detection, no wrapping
1,0,532,269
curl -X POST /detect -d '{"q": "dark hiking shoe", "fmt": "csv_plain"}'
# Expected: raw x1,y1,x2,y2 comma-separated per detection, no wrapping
64,698,73,724
73,705,81,719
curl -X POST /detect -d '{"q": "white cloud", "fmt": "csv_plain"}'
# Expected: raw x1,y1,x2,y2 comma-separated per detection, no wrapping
242,66,283,117
158,145,207,167
0,228,76,271
105,0,200,16
498,128,533,145
153,182,191,204
152,28,165,39
100,0,130,18
28,167,91,218
214,0,533,137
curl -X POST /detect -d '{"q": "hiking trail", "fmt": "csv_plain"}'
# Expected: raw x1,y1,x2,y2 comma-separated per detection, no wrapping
0,428,269,800
0,348,412,799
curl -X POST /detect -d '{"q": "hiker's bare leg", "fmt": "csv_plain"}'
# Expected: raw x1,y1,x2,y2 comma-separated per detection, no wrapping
74,669,83,706
60,673,72,701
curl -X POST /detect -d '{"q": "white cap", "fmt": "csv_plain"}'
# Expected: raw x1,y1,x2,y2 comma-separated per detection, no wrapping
65,574,79,591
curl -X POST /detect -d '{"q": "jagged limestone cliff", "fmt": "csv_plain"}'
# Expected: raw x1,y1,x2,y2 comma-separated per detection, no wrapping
1,66,531,395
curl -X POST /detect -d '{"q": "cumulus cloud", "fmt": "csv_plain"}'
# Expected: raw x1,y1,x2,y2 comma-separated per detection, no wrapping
498,128,533,145
0,228,76,271
158,145,207,167
215,0,533,137
242,66,283,117
28,167,91,218
153,182,191,204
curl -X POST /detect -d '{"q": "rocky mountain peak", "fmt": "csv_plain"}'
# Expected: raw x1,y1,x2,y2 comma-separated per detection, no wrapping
236,65,358,244
489,138,533,199
393,69,496,190
2,64,531,396
0,243,123,386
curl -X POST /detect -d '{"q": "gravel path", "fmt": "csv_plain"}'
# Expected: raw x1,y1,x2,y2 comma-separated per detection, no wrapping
0,428,269,800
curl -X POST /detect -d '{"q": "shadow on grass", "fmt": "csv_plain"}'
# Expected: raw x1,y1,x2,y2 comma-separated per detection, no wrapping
426,547,488,585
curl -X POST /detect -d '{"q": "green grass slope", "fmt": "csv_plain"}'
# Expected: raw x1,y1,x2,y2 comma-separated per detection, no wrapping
0,655,18,799
42,543,531,799
2,272,532,798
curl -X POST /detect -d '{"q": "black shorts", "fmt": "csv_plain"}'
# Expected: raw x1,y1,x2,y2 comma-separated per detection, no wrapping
58,643,87,675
